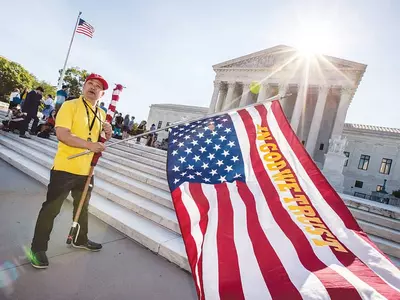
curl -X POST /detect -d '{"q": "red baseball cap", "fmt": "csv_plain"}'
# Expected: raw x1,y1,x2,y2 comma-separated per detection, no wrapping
85,73,109,90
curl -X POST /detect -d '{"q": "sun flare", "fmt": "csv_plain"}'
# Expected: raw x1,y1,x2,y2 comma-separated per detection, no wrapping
293,20,337,57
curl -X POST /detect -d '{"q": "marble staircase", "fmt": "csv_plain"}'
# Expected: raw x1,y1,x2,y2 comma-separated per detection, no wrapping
0,110,399,269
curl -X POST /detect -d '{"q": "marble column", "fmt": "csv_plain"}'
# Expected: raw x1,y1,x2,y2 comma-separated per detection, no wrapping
256,83,270,103
216,84,227,112
278,84,288,108
290,84,306,133
222,82,236,111
208,81,221,113
331,87,353,138
239,83,250,107
305,85,330,156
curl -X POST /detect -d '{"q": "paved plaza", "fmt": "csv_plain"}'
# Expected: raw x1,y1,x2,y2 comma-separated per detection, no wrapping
0,159,196,300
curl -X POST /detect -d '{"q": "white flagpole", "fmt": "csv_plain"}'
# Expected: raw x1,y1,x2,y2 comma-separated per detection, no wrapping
57,11,82,91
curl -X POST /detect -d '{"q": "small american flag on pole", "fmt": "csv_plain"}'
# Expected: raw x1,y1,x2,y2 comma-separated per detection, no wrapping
167,100,400,299
76,18,95,38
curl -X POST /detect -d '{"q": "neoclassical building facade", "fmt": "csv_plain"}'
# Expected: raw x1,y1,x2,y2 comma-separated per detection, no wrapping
208,45,367,166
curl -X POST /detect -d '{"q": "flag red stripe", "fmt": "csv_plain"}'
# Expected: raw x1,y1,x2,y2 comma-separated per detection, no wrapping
189,183,211,300
171,188,202,298
236,181,302,299
215,184,245,299
238,108,362,299
268,102,400,298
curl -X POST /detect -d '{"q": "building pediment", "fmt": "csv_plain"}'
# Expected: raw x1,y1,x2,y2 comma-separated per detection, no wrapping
213,45,366,72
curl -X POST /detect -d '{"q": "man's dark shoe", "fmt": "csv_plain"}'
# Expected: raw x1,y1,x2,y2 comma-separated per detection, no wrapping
30,250,49,269
19,133,31,139
72,239,102,252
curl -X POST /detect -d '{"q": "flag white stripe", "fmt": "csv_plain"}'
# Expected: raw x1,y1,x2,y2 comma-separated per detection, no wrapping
230,110,330,299
245,105,386,298
226,183,272,299
180,183,204,298
111,100,118,107
201,184,220,300
229,110,251,180
265,102,400,291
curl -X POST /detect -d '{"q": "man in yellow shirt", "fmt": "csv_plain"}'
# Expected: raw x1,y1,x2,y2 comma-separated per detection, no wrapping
30,74,112,269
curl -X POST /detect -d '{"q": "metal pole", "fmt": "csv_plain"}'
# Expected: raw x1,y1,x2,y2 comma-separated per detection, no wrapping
57,11,82,91
67,93,291,160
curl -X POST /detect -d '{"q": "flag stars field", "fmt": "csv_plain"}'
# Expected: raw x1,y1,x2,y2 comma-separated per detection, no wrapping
167,114,245,190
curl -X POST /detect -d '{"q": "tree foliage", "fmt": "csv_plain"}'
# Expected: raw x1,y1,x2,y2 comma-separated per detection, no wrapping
58,67,89,97
392,189,400,198
0,57,35,102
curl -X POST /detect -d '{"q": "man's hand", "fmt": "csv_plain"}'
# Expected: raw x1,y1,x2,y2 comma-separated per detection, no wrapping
103,122,112,140
87,142,106,153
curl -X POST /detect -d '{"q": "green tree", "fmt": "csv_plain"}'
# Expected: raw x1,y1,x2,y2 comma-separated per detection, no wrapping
0,57,35,102
58,67,89,97
392,189,400,198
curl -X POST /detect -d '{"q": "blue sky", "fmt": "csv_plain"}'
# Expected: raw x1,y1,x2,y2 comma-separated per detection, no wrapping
1,0,399,128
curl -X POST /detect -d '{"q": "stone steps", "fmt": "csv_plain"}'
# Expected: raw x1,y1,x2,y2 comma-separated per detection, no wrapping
0,133,172,204
48,136,167,171
342,194,400,220
367,234,400,260
0,133,179,231
357,219,400,244
0,139,190,271
348,207,400,231
30,135,168,180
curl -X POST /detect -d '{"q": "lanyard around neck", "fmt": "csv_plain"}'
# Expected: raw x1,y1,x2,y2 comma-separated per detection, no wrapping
82,98,100,138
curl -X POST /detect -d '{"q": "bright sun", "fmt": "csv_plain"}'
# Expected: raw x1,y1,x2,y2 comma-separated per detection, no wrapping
293,20,336,57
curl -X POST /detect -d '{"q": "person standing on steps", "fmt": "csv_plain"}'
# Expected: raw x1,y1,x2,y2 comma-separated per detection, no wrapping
99,101,107,113
19,86,44,139
122,114,130,139
55,85,68,113
29,74,112,269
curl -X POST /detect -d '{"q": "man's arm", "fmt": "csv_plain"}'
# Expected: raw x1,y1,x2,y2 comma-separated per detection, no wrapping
103,122,112,141
56,127,105,152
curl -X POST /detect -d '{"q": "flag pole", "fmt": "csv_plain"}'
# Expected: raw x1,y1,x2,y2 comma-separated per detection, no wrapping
57,11,82,91
67,93,292,160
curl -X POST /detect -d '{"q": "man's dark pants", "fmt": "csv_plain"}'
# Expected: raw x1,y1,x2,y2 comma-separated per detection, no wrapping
20,113,39,135
31,169,94,252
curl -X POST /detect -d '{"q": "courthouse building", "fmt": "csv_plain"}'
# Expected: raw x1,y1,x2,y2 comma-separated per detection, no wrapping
147,104,208,141
148,45,400,198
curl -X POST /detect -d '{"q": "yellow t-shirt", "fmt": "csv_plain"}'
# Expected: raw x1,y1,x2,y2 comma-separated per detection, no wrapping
53,96,106,176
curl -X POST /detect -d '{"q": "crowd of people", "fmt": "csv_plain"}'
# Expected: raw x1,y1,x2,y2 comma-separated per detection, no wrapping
2,86,55,139
2,85,161,147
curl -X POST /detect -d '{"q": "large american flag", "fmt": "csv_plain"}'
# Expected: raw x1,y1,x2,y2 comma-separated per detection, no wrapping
76,18,95,38
167,100,400,299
